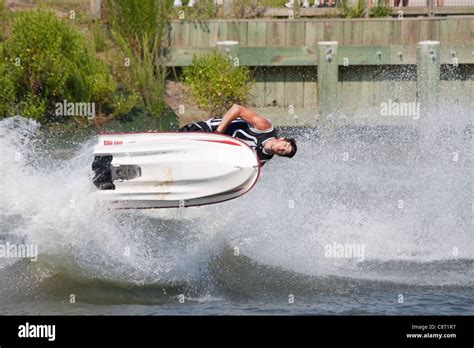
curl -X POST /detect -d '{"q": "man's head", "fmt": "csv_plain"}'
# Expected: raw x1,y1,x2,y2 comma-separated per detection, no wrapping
268,137,297,158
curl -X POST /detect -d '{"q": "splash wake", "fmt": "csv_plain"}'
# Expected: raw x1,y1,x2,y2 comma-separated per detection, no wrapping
0,114,472,313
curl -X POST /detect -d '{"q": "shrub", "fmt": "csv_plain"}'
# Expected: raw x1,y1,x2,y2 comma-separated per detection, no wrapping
183,51,252,115
370,0,391,18
0,45,15,118
338,0,366,18
0,0,8,41
2,10,138,123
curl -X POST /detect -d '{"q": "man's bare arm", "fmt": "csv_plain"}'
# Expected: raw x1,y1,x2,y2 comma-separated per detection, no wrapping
216,104,272,133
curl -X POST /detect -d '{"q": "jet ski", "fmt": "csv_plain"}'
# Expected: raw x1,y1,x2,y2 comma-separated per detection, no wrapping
92,132,260,209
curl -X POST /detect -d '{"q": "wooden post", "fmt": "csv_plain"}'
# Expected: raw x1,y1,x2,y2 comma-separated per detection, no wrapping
417,41,440,121
294,0,300,19
427,0,434,17
317,41,339,122
222,0,233,18
90,0,101,19
217,40,239,66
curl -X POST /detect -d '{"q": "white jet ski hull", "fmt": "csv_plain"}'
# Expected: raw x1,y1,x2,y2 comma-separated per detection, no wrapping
92,132,261,209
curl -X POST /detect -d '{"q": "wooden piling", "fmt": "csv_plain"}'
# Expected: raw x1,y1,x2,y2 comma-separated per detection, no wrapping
317,41,339,122
417,40,440,120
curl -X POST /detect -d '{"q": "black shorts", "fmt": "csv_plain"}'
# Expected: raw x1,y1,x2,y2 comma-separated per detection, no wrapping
178,121,212,133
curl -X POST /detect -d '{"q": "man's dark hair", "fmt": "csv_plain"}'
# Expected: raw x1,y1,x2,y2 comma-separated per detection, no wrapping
283,138,297,158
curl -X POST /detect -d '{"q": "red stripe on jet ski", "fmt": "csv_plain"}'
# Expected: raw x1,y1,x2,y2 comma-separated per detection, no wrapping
196,139,241,146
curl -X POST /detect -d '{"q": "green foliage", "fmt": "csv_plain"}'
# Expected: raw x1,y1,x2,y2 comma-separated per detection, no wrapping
17,94,47,120
106,0,176,128
183,51,252,115
0,45,15,117
106,0,169,55
4,10,96,119
260,0,287,6
337,0,349,17
92,21,107,52
232,0,265,18
0,0,8,41
338,0,366,18
173,0,217,19
370,0,391,18
1,10,138,122
112,91,141,117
